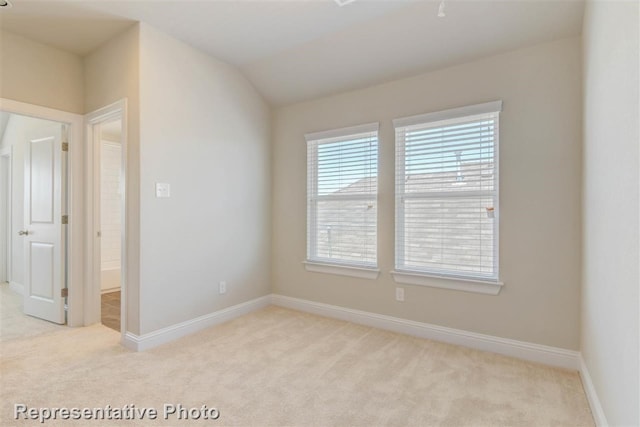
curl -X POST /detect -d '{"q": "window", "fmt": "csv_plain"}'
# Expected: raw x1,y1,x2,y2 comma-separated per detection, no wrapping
393,101,502,293
305,123,379,278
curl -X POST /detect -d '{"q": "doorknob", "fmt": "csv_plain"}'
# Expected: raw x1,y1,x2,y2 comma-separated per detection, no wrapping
18,230,29,236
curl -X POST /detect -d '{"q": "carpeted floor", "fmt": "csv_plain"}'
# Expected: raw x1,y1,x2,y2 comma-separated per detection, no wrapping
0,285,593,426
0,282,65,342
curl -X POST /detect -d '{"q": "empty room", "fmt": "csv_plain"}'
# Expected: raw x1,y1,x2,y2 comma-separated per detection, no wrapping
0,0,638,426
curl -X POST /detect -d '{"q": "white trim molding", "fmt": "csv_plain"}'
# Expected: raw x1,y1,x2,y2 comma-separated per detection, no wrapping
391,270,503,295
85,99,128,337
305,122,379,142
270,294,579,370
304,261,380,279
122,295,271,352
0,147,11,284
393,100,503,128
578,355,608,426
0,98,84,327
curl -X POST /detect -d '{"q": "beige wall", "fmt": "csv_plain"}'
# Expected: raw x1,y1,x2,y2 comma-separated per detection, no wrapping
0,31,84,114
84,24,141,334
272,37,583,350
137,24,271,334
581,1,639,425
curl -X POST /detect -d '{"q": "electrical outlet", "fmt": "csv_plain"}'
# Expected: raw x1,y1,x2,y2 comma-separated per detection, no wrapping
395,287,405,302
155,183,170,198
219,281,227,295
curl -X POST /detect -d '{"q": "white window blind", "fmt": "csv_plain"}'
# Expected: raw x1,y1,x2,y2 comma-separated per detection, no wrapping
394,101,501,281
306,123,378,268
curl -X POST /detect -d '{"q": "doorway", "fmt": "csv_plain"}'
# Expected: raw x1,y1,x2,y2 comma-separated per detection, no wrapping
0,111,68,328
86,100,127,336
0,98,83,329
98,118,123,331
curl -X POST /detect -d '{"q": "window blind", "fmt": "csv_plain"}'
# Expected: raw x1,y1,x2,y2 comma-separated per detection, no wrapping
394,102,501,280
306,123,378,268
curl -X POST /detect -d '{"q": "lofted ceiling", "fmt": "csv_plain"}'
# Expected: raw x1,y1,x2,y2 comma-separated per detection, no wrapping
0,0,585,106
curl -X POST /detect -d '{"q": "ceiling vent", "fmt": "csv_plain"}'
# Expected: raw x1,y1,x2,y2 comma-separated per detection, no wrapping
334,0,357,6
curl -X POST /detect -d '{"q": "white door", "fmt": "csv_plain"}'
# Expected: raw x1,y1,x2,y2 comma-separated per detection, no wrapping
21,122,65,324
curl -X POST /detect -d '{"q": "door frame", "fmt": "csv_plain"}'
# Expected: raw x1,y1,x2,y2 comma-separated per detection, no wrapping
0,146,11,283
0,98,84,327
85,99,127,338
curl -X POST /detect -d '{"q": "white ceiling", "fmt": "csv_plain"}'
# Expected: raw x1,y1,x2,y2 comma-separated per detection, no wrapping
0,0,584,106
0,1,136,55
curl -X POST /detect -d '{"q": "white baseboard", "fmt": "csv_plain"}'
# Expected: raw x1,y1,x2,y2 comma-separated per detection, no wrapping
270,294,580,370
578,354,608,426
101,287,121,295
9,281,24,295
119,292,581,371
118,292,598,421
122,295,271,352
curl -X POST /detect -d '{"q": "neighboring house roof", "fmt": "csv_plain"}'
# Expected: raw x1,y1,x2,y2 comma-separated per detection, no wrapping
333,161,494,195
316,161,495,269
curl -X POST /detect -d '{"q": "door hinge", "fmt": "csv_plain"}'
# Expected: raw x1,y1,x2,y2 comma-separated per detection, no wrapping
61,288,68,298
61,215,68,224
61,142,69,152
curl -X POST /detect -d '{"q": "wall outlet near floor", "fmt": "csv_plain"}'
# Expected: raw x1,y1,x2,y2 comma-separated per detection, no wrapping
395,287,405,302
219,281,227,295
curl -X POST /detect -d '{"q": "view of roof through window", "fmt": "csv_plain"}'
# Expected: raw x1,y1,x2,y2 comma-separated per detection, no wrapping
316,135,377,195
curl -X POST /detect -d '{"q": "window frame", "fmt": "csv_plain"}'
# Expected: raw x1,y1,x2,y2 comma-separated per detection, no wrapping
304,122,380,279
392,101,503,294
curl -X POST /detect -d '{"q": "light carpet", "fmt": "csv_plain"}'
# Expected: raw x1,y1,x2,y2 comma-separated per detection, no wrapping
0,282,65,342
0,301,593,426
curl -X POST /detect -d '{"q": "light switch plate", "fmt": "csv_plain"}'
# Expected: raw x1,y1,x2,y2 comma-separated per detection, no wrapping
155,183,170,198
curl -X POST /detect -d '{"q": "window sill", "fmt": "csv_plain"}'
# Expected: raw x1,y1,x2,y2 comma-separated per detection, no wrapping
390,270,503,295
304,261,380,280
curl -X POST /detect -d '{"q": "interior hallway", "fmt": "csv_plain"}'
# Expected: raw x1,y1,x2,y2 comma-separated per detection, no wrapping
101,291,120,332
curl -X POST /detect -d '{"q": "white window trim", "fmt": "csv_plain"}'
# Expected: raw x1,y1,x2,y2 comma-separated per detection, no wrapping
304,122,379,142
392,100,503,128
390,270,503,295
304,261,380,280
393,101,503,290
305,122,379,272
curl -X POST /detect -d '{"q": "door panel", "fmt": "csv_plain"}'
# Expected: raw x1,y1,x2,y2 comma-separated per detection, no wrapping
29,242,54,299
30,138,55,223
22,123,65,324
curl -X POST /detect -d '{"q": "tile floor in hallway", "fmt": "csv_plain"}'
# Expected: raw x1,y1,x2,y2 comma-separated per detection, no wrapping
101,291,120,331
